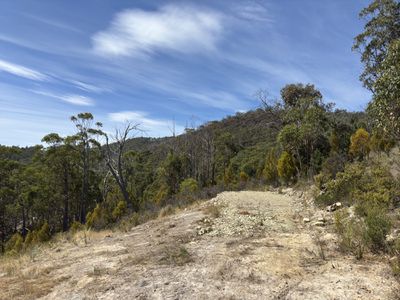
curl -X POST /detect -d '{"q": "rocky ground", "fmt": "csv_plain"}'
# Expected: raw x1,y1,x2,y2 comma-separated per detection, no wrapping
0,190,399,299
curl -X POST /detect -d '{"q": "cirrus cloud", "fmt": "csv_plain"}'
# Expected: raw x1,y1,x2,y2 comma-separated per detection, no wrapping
0,59,48,81
109,110,184,137
33,90,95,106
92,4,223,57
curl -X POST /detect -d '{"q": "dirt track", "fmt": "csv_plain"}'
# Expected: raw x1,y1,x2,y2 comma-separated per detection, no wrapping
0,191,399,299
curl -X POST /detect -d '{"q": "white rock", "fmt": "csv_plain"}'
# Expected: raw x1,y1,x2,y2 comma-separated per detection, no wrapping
313,221,325,227
303,218,311,223
386,234,396,243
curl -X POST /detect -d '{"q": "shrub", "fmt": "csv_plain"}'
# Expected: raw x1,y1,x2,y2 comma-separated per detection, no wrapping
158,204,175,218
277,151,296,184
36,222,51,242
154,183,170,205
129,212,141,227
334,211,367,260
365,207,391,251
390,238,400,276
239,171,249,182
70,221,83,233
179,178,199,195
223,165,236,186
320,152,346,178
314,172,331,190
118,212,145,232
334,204,391,258
86,204,108,230
112,200,127,221
316,162,395,208
5,233,23,253
370,130,395,154
24,230,37,248
241,163,256,178
349,128,370,160
263,148,279,185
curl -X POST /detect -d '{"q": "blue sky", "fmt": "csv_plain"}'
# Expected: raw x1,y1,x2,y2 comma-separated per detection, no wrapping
0,0,370,146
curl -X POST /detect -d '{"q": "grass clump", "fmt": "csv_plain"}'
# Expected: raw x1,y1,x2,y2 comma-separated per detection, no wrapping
334,205,392,259
70,221,83,233
5,233,24,254
160,245,193,266
158,204,175,218
335,210,367,259
204,204,222,218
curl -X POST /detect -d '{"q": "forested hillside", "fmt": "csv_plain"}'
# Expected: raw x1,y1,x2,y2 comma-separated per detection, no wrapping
0,86,365,253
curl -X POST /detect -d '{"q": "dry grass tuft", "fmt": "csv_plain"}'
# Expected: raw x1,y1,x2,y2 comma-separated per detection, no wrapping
203,204,222,218
159,245,193,266
158,205,176,218
0,252,71,300
70,229,113,246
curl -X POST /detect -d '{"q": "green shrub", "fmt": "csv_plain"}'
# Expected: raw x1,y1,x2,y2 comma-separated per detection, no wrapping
5,233,23,253
179,178,199,195
112,200,127,221
117,212,144,232
390,238,400,276
349,128,370,160
334,212,367,260
263,148,279,185
316,163,363,206
24,230,37,248
239,171,249,182
86,204,108,230
156,185,170,204
277,151,296,184
316,162,395,208
314,172,331,190
129,212,141,227
370,131,395,154
224,165,236,186
241,164,256,178
36,222,51,242
320,152,346,178
70,221,83,233
365,207,391,251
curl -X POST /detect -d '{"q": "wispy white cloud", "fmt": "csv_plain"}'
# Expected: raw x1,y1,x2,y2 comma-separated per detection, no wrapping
0,59,48,81
92,4,223,57
33,90,95,106
109,110,184,136
233,1,273,22
22,13,83,34
182,90,251,111
61,95,94,106
69,80,110,93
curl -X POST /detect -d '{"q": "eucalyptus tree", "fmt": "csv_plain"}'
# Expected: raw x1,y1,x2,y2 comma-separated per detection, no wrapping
70,113,103,223
42,133,78,231
353,0,400,91
368,40,400,140
278,84,331,177
0,157,19,252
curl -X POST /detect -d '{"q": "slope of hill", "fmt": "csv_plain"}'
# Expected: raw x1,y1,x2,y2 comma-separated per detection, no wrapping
1,190,398,300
